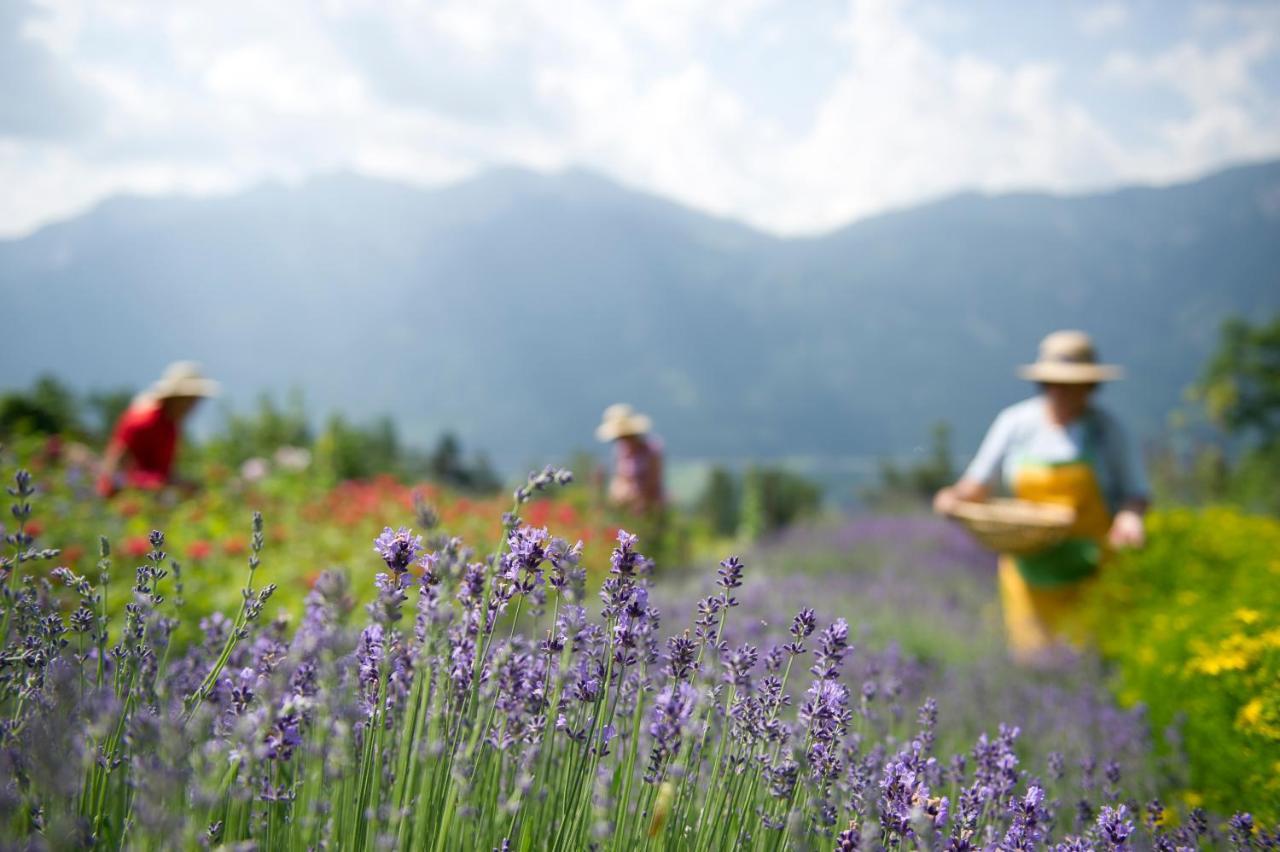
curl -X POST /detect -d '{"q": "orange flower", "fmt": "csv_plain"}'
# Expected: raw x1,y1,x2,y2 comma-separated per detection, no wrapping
189,540,212,561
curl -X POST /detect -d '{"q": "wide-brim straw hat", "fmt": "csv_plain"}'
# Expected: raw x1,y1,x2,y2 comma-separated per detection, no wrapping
147,361,220,400
1016,330,1123,384
595,403,652,442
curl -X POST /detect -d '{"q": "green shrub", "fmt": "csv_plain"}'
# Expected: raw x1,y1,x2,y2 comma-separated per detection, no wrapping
1089,507,1280,822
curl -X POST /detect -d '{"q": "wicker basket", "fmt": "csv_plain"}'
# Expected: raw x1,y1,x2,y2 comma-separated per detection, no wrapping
945,498,1076,555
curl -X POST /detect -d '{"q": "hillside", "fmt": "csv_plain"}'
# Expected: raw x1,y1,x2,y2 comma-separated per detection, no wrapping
3,160,1278,470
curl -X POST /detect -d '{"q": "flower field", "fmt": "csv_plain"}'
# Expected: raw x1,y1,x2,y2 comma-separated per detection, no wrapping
1086,507,1280,825
1,450,1276,849
10,441,625,637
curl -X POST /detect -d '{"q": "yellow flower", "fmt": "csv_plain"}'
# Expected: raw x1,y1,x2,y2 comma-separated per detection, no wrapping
1235,608,1261,625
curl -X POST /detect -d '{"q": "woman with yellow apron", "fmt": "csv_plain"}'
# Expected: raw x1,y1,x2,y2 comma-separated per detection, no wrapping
934,331,1150,664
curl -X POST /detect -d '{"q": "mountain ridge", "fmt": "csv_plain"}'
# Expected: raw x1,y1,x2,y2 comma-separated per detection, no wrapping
4,159,1278,486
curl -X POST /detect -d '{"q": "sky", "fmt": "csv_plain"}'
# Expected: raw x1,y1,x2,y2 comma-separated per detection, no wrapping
3,0,1279,238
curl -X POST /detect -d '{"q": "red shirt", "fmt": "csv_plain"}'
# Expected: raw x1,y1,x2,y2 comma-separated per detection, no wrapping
109,400,178,490
609,435,664,511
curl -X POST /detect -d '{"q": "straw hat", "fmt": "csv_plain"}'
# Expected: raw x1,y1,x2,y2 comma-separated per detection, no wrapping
1016,330,1122,384
147,361,220,400
595,403,652,442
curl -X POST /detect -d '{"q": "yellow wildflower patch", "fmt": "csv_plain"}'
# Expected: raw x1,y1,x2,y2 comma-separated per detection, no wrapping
1235,608,1262,625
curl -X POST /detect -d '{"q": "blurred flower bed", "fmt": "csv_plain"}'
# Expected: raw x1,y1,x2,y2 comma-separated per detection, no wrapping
1087,506,1280,824
3,438,625,639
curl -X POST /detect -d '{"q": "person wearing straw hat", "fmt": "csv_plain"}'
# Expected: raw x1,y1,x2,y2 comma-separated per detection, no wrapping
596,404,665,514
933,331,1149,664
96,362,220,497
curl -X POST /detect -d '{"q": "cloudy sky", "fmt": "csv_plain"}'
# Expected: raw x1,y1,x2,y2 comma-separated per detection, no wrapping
3,0,1279,237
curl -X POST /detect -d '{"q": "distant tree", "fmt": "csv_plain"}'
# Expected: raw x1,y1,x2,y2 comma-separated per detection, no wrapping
209,390,312,467
1188,315,1280,514
864,420,955,509
910,421,955,496
464,452,502,493
424,431,502,493
1195,315,1280,448
0,375,83,438
738,466,823,539
696,466,740,537
429,432,464,483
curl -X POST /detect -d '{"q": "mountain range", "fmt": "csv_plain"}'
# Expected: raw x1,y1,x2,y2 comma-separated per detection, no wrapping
3,160,1279,485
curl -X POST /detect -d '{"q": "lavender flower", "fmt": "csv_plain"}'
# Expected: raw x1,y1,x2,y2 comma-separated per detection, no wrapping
1229,812,1255,849
798,679,851,744
1002,785,1049,850
716,556,744,607
810,618,849,680
373,527,422,574
645,682,696,780
1096,804,1134,848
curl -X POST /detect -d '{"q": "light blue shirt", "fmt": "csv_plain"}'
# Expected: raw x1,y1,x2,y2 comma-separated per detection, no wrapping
962,397,1149,513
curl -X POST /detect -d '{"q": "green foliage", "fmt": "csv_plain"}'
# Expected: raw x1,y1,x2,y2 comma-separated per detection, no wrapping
426,431,501,493
0,375,85,439
206,391,313,468
314,413,401,482
737,465,823,540
693,464,822,541
1088,507,1280,823
863,420,955,509
1153,314,1280,514
1195,315,1280,442
695,466,739,537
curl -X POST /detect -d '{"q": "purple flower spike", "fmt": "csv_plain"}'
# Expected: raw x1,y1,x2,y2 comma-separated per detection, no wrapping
373,526,422,573
1096,804,1134,848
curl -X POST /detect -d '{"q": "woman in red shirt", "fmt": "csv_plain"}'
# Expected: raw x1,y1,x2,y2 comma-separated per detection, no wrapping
596,404,665,514
97,362,219,497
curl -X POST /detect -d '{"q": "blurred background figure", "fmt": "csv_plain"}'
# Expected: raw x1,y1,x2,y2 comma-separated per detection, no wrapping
933,331,1149,664
96,362,219,497
596,404,664,514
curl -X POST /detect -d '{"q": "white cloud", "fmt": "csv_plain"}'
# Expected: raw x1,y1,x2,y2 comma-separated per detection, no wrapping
1103,30,1273,109
1076,3,1129,37
1,0,1279,238
1100,28,1280,179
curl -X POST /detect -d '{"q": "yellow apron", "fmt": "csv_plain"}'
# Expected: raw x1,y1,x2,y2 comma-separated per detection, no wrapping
997,422,1113,662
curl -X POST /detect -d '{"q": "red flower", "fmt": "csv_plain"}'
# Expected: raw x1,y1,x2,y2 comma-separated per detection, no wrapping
62,544,85,565
188,540,212,561
526,502,551,527
222,538,247,557
122,536,151,559
24,520,43,538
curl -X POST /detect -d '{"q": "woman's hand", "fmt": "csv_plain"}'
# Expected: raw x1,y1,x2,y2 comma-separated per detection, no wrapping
933,487,961,516
1108,509,1146,549
933,480,987,516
